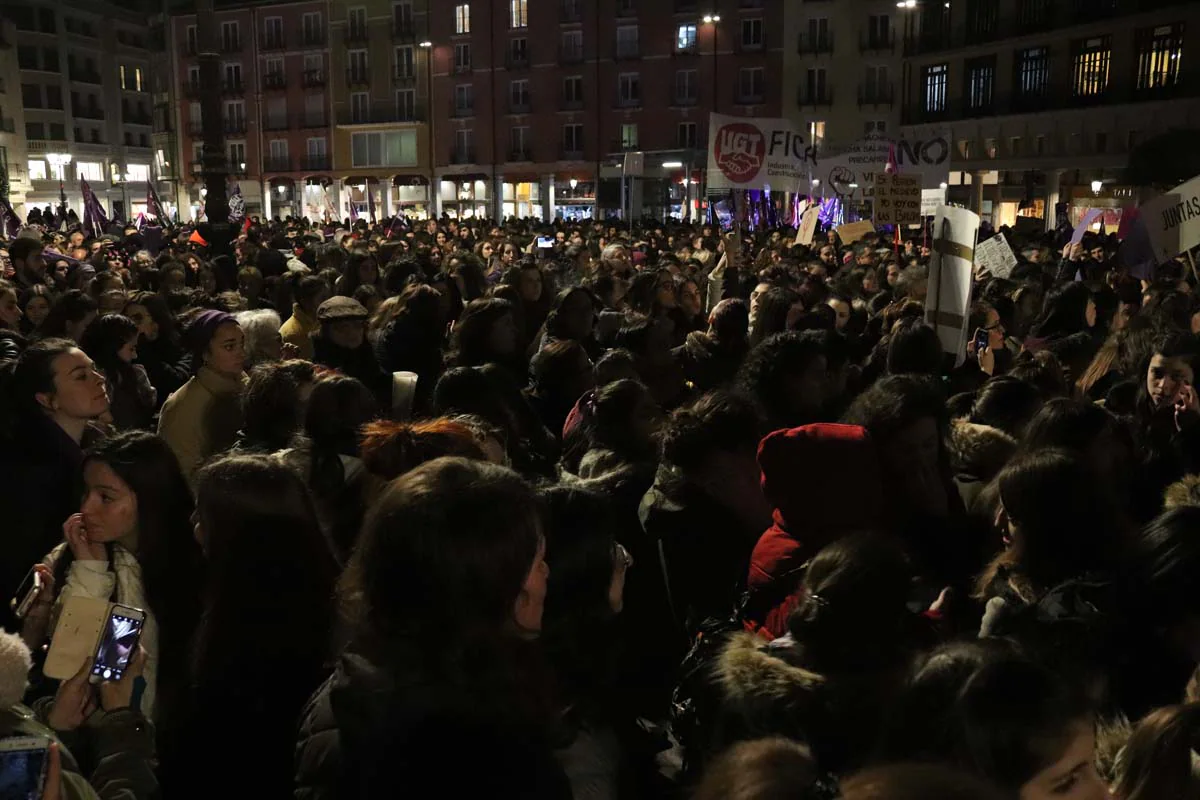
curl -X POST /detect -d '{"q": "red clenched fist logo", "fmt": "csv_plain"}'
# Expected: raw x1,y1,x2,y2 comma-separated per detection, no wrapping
714,123,765,184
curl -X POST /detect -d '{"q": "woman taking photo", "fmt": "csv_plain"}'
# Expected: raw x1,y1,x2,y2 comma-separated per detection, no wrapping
39,431,204,729
161,453,338,799
295,457,566,799
157,310,247,486
0,338,109,611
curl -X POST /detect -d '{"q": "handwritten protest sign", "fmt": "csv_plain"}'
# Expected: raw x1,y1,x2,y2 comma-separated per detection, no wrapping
794,207,819,246
974,233,1018,279
926,205,981,368
1140,173,1200,264
921,188,945,217
836,220,875,245
874,174,922,226
1070,209,1104,245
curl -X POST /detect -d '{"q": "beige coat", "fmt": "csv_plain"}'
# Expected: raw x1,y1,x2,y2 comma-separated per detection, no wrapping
157,366,246,486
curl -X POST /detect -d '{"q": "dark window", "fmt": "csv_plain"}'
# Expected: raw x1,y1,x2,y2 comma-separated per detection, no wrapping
38,8,56,33
965,0,998,43
922,63,948,111
45,85,62,109
49,122,66,140
26,121,45,139
17,47,38,69
43,48,59,72
20,84,41,108
1016,0,1050,28
966,56,995,110
10,7,36,31
1016,46,1050,95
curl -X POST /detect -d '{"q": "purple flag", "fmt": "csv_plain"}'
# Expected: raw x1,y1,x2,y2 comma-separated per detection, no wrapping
0,198,21,238
366,180,377,224
80,178,110,237
145,181,164,220
347,185,358,223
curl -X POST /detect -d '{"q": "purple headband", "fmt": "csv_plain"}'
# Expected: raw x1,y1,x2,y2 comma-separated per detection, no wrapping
186,310,236,351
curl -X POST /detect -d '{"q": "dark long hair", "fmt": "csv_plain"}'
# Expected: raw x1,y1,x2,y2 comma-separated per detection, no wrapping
78,314,139,389
448,297,514,367
39,289,96,340
192,454,338,682
80,432,204,720
126,290,182,346
0,337,79,438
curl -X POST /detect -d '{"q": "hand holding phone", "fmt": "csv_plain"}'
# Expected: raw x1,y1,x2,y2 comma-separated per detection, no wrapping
972,327,989,356
0,736,51,799
90,606,145,684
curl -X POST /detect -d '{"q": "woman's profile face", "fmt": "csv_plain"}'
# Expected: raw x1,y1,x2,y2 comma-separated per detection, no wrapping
38,349,109,420
0,290,21,329
1018,721,1106,800
204,322,246,376
80,460,138,544
117,335,138,364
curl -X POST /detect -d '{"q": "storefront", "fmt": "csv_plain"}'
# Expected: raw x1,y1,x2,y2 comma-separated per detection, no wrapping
394,177,431,219
554,178,594,221
502,180,542,220
440,177,489,219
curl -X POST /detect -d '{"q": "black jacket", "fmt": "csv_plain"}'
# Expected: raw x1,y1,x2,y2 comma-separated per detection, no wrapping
672,332,747,393
295,645,571,800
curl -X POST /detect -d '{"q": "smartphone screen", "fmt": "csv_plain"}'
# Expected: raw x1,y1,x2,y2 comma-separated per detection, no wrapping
92,608,144,682
536,237,554,249
973,328,989,353
0,738,49,800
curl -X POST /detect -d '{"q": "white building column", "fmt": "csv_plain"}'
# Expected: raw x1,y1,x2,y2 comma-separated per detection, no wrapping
384,181,394,217
262,180,273,220
1044,169,1061,233
493,174,504,221
970,171,985,217
542,175,556,222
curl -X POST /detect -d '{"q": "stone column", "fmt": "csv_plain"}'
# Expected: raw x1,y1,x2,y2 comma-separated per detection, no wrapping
1044,169,1061,233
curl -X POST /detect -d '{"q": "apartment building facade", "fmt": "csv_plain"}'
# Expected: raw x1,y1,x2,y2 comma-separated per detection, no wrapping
170,0,336,220
0,21,31,214
899,0,1200,228
3,0,155,220
783,0,904,154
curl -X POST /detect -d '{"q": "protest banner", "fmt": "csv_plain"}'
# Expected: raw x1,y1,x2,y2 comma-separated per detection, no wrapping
816,130,952,197
706,113,817,191
926,205,981,368
835,220,875,245
974,232,1017,279
1140,173,1200,264
794,206,819,246
921,188,945,217
874,174,922,226
1070,209,1104,246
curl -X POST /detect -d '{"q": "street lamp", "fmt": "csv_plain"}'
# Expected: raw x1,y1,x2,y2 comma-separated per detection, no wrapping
420,40,435,217
46,152,72,220
1090,179,1104,194
702,14,720,114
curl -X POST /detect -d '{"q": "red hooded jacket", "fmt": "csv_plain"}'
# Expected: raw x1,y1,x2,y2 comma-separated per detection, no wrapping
744,423,888,638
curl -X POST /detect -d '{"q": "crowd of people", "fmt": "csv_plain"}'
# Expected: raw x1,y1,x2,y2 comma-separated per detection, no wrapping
0,207,1199,798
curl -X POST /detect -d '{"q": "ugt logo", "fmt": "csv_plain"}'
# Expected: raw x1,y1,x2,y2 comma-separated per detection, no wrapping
714,123,765,184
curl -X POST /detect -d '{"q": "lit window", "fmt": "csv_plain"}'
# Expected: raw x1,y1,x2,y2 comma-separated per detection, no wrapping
76,161,103,181
135,68,143,92
1072,36,1111,97
923,63,948,111
676,24,696,51
28,160,47,180
119,65,127,90
1137,23,1184,89
509,0,527,29
455,4,470,35
126,164,150,182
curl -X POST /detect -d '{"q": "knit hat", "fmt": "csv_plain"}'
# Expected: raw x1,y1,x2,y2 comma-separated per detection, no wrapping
0,632,32,709
184,309,237,354
317,296,369,323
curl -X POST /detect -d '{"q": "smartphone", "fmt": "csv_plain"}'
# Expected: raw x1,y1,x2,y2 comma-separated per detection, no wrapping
89,605,145,684
0,736,50,800
9,570,42,620
973,327,989,354
536,236,554,250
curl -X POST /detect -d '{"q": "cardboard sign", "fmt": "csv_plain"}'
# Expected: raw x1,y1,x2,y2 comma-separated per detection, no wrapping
974,232,1018,279
706,113,818,191
1071,208,1104,245
926,205,981,368
874,173,922,226
795,207,820,246
1141,173,1200,264
835,220,875,245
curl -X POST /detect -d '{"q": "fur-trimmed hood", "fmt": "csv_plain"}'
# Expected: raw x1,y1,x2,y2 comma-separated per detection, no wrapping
948,419,1016,482
718,632,824,704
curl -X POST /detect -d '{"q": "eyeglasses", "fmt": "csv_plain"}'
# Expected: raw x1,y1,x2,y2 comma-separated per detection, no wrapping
613,541,633,570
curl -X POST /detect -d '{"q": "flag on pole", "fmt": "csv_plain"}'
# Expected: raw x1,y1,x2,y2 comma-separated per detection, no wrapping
145,180,164,220
366,180,377,224
227,183,245,223
348,185,359,223
0,164,20,238
80,178,110,237
134,212,146,231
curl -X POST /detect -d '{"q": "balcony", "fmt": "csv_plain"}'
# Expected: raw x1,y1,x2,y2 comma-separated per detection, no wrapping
222,79,245,94
301,70,325,88
263,156,292,172
857,83,894,107
736,91,765,105
505,50,530,70
394,68,417,85
262,115,290,132
509,96,531,114
860,29,895,53
123,111,153,126
610,139,639,152
797,87,833,107
220,37,242,53
450,147,476,164
392,20,416,40
452,60,471,75
302,155,331,171
672,91,698,107
344,26,369,45
797,32,833,55
224,118,248,134
183,79,203,98
300,113,328,128
561,146,584,160
260,34,286,52
346,69,370,87
451,101,474,118
615,92,640,109
559,44,584,64
300,30,326,47
561,94,584,110
190,159,248,177
263,72,287,91
188,120,204,135
74,107,105,120
509,147,532,161
68,70,103,85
